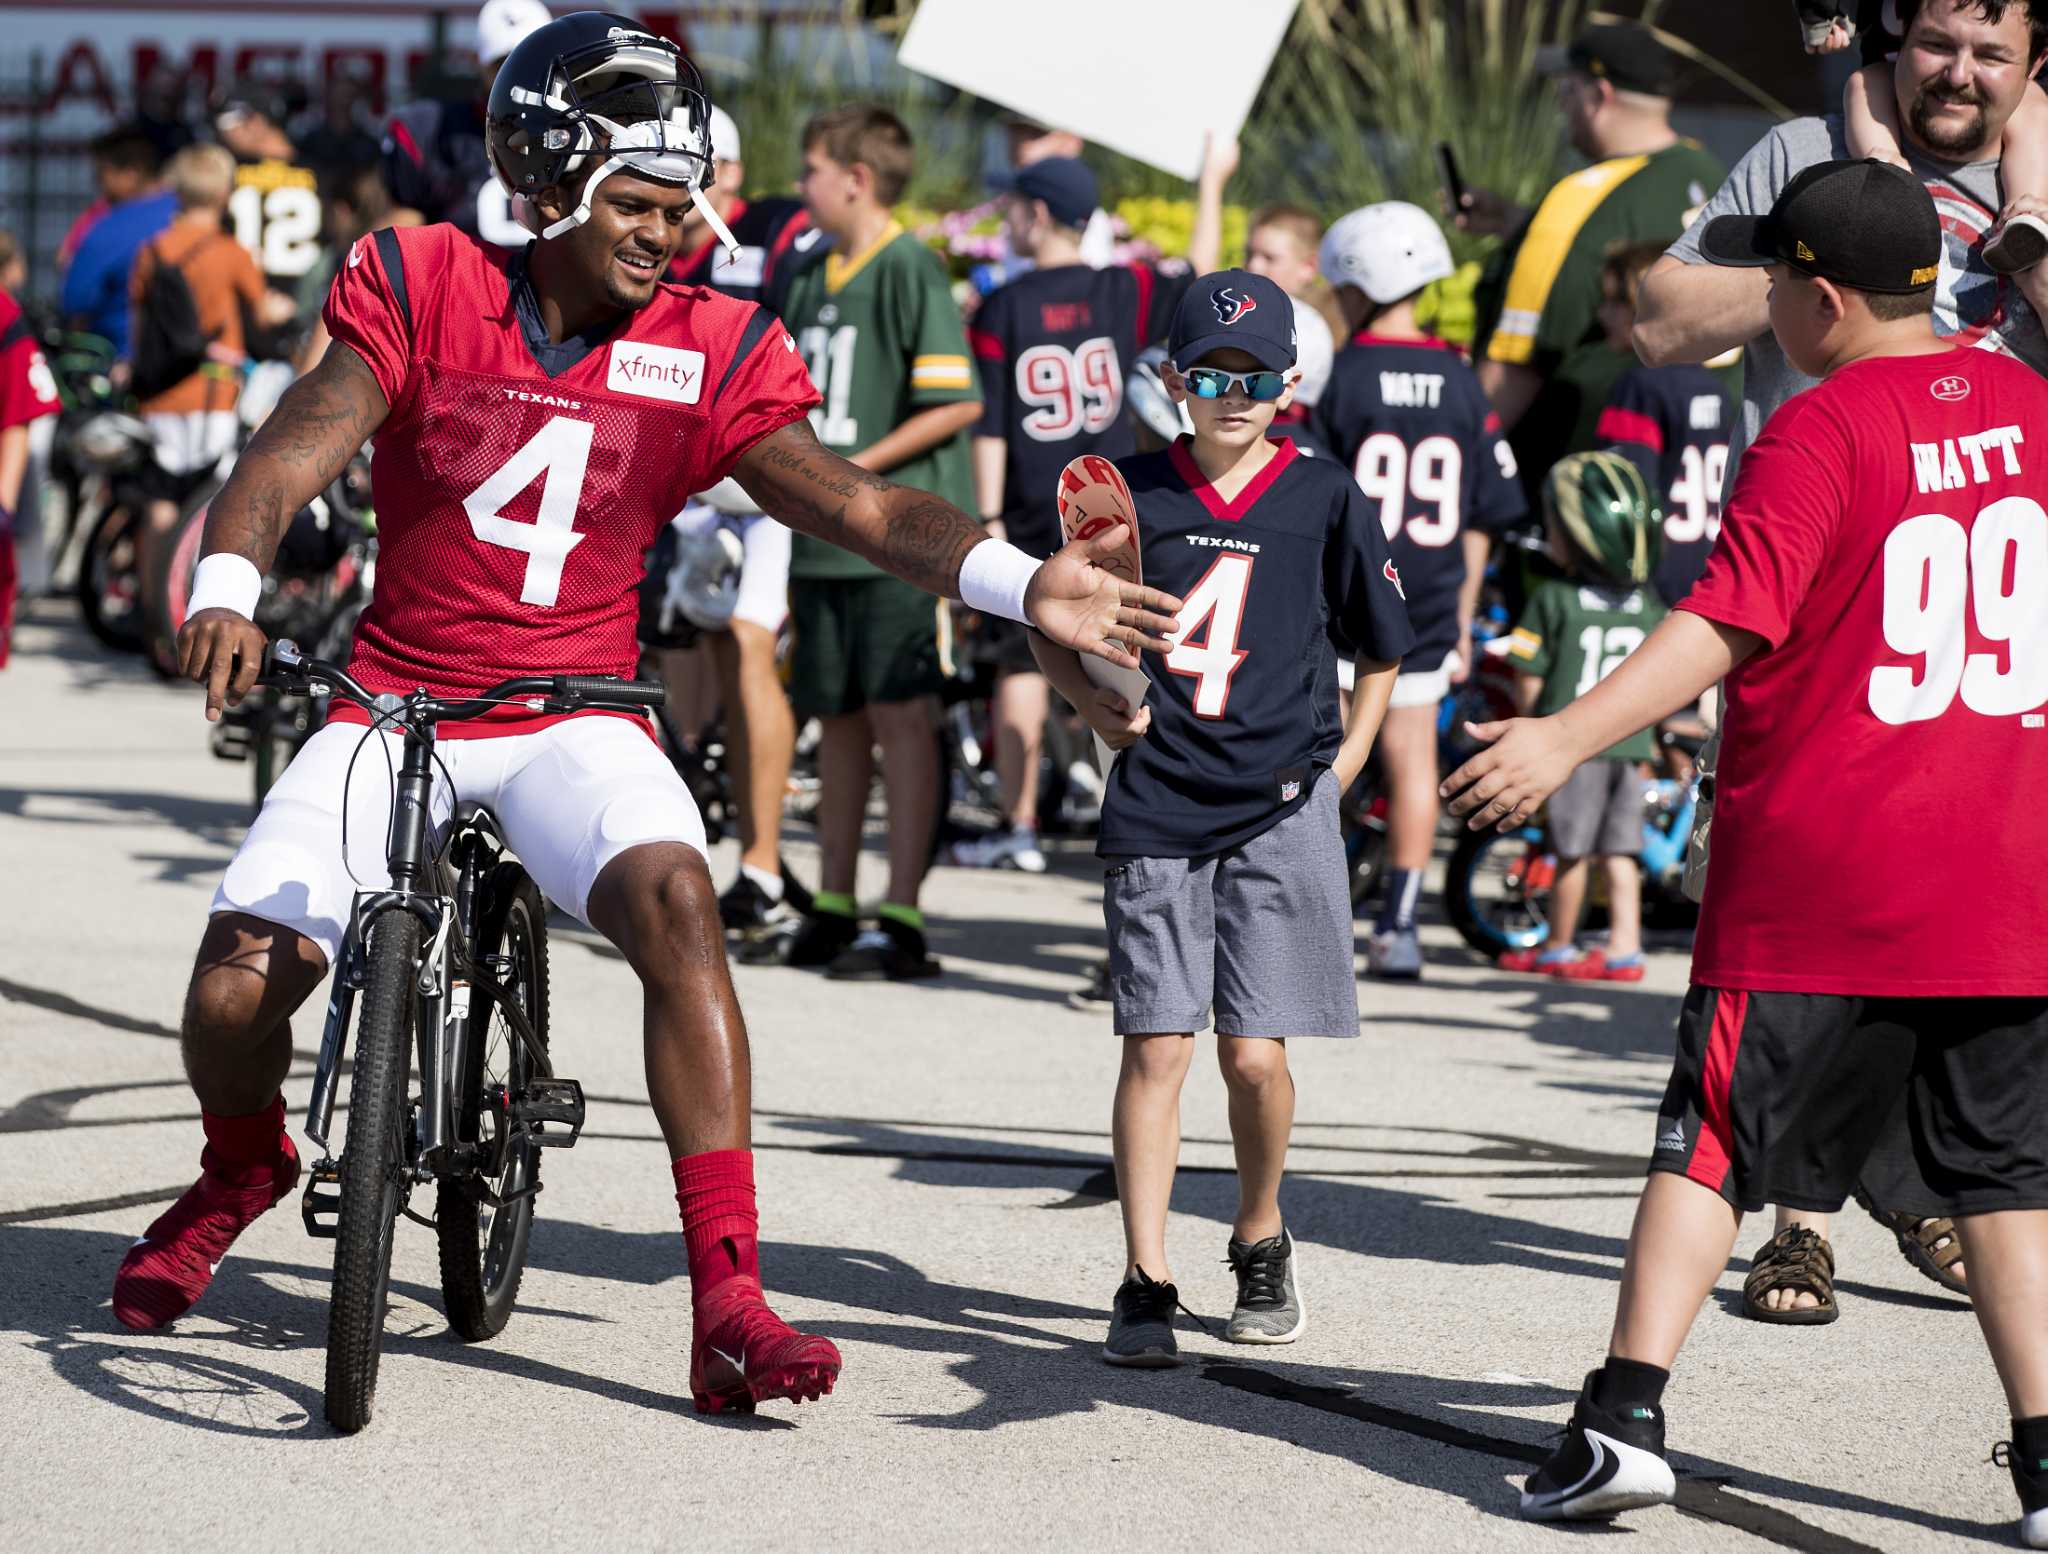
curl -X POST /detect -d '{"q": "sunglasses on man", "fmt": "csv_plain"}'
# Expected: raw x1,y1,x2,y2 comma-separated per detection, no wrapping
1178,365,1292,402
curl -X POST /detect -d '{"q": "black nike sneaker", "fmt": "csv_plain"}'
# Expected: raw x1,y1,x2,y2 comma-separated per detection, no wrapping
1992,1440,2048,1548
826,917,940,981
782,909,861,969
719,873,793,934
1519,1370,1676,1521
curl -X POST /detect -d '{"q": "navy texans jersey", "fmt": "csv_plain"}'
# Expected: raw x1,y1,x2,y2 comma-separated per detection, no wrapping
667,195,813,313
1595,362,1732,605
1309,333,1527,668
968,260,1193,557
1099,438,1415,858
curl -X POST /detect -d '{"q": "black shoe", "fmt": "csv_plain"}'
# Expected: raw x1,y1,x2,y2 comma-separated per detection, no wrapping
783,909,861,968
1993,1441,2048,1547
1066,957,1112,1012
1519,1370,1676,1521
719,873,791,933
826,917,940,981
1102,1268,1184,1367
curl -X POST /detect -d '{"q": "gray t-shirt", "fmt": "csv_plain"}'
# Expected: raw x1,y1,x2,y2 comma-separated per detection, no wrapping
1666,114,2048,474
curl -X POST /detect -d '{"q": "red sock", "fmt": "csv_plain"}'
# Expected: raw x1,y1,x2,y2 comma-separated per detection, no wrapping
201,1094,288,1186
672,1149,760,1297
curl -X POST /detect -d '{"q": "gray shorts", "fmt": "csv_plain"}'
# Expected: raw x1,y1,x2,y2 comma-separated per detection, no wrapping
1103,773,1357,1038
1547,758,1645,859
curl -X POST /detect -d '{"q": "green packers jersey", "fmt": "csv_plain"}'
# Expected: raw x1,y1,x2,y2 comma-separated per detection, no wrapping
1506,577,1668,761
1472,141,1740,504
782,223,980,579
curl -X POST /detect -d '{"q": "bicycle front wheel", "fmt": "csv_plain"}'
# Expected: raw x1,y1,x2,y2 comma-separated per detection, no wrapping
325,910,419,1433
437,872,549,1341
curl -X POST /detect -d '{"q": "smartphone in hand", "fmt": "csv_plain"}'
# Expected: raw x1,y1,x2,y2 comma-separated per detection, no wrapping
1436,141,1468,216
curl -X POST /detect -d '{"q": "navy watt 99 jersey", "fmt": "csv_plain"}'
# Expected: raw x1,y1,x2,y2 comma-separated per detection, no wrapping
968,260,1193,557
1100,438,1416,859
1309,333,1527,668
1594,361,1732,606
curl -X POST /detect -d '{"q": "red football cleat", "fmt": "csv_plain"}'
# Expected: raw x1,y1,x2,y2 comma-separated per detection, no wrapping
112,1135,300,1331
689,1278,842,1414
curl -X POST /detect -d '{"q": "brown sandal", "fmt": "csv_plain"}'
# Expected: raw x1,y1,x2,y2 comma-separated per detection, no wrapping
1741,1226,1840,1325
1855,1191,1970,1296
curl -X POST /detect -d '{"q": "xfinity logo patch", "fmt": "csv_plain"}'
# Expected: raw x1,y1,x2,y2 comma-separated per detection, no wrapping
608,341,705,405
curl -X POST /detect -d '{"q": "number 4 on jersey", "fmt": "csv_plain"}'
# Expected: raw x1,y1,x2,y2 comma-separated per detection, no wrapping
461,416,595,607
1166,554,1254,717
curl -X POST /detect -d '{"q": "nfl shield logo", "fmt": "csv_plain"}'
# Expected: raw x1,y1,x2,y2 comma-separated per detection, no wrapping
1280,779,1301,802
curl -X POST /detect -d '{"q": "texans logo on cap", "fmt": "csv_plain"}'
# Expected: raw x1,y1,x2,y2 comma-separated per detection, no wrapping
1212,286,1258,325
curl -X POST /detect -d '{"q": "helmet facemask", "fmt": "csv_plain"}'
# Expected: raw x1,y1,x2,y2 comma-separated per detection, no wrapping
504,34,739,255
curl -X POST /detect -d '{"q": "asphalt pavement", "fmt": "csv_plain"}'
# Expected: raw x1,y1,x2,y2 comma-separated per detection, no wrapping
0,598,2013,1553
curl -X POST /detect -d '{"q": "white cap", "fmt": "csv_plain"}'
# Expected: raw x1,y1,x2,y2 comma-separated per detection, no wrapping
478,0,553,67
709,104,740,164
1319,201,1454,306
1289,299,1335,408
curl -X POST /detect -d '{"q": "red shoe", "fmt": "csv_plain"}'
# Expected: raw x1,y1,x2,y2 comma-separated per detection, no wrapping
112,1135,300,1331
1545,949,1609,980
689,1278,842,1414
1498,946,1553,973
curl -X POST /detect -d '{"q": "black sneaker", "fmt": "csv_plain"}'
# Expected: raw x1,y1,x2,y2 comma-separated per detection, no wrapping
1992,1441,2048,1547
826,917,940,981
1102,1268,1184,1368
1066,957,1112,1012
1223,1228,1305,1343
1519,1370,1676,1521
719,873,790,933
783,909,861,968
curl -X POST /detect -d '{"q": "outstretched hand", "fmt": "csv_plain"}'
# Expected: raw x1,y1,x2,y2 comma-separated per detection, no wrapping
1439,714,1580,831
1025,525,1183,671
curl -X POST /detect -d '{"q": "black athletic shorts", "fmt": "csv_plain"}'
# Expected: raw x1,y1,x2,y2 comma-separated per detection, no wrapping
1650,986,2048,1218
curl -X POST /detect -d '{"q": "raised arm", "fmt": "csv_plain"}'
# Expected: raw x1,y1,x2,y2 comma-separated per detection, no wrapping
176,342,390,718
733,416,1182,667
1631,255,1769,368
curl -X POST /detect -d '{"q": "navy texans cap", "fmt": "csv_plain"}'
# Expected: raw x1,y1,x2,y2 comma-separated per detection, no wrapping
1169,269,1296,373
994,156,1098,229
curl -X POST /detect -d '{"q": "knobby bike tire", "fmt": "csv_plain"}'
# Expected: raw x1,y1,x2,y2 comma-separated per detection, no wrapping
437,871,549,1341
325,909,419,1433
75,504,143,651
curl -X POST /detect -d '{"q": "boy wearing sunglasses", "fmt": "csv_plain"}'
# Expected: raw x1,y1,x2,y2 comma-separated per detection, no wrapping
1311,203,1528,980
1030,269,1413,1365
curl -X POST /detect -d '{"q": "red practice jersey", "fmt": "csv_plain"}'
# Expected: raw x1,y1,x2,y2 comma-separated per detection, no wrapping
0,292,59,432
1680,345,2048,996
323,225,818,733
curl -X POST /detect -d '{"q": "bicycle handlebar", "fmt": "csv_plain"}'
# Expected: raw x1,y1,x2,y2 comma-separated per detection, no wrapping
260,639,667,722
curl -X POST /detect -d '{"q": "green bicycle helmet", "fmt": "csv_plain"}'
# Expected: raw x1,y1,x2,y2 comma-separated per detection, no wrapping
1543,450,1664,587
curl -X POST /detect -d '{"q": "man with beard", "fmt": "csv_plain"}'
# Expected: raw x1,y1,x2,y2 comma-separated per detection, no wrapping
1631,0,2048,1326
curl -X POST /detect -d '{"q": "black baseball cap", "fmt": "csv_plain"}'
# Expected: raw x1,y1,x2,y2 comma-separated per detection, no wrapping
1699,158,1942,294
1535,23,1680,97
993,156,1098,229
1168,269,1296,373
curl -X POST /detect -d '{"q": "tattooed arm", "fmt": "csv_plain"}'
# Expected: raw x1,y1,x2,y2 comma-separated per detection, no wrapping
177,342,390,719
733,417,1185,667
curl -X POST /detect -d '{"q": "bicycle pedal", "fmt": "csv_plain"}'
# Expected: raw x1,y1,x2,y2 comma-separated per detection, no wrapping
301,1158,342,1238
511,1077,584,1147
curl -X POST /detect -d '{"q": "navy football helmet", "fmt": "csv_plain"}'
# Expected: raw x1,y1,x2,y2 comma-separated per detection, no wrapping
486,11,729,244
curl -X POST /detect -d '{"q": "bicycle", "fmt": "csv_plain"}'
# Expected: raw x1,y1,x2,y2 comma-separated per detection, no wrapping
258,638,666,1432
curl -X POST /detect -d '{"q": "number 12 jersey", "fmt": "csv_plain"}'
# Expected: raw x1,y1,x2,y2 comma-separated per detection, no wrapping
1679,346,2048,995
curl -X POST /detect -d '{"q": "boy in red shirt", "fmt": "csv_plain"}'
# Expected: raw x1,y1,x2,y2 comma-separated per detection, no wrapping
1446,159,2048,1544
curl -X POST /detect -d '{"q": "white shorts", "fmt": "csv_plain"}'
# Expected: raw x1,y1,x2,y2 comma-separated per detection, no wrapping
668,505,792,633
210,716,707,965
1337,652,1456,707
145,409,238,477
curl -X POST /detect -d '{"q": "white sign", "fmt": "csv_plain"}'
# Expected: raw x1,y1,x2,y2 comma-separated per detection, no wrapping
898,0,1300,181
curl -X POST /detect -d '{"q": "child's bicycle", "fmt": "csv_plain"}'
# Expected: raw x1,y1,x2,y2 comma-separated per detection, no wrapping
1443,729,1705,958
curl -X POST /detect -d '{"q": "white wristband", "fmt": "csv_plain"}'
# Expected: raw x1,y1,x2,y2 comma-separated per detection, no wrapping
187,554,263,620
957,537,1042,625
